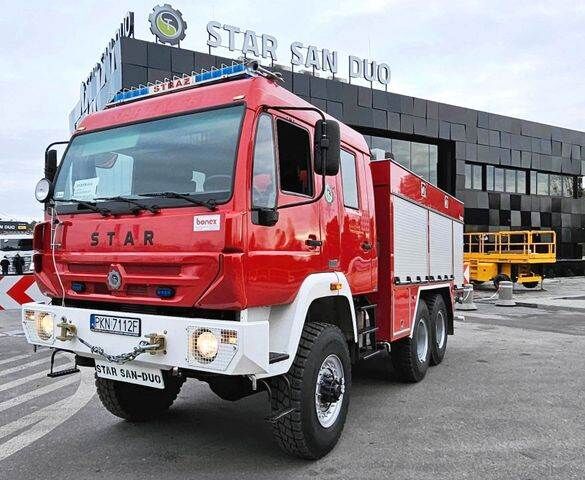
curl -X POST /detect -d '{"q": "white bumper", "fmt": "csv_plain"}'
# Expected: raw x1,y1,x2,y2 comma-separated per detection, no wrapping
21,302,270,375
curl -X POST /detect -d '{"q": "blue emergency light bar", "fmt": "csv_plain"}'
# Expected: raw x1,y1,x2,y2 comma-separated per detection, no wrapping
109,62,251,106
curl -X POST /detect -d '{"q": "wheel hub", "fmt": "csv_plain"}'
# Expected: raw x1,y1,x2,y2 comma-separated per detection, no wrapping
315,354,345,428
319,372,343,404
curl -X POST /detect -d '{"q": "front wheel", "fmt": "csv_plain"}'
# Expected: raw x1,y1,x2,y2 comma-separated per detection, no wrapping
270,322,351,460
96,373,184,422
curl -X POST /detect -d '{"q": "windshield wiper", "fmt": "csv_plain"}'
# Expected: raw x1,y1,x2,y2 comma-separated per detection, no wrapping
53,198,111,216
95,196,160,214
137,192,217,211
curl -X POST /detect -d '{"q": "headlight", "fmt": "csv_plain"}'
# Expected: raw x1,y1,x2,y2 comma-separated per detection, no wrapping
23,309,55,344
188,327,238,369
195,330,219,361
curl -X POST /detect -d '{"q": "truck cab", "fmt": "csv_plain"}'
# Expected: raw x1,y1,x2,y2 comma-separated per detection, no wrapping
24,62,461,460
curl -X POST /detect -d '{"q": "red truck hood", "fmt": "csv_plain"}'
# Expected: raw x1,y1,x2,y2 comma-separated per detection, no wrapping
41,208,227,308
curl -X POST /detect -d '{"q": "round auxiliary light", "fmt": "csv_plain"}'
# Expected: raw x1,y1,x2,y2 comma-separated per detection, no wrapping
35,178,52,203
36,312,54,341
196,330,219,360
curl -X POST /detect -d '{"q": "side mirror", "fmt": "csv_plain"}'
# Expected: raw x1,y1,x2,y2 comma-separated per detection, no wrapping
45,149,58,182
252,207,279,227
314,119,340,176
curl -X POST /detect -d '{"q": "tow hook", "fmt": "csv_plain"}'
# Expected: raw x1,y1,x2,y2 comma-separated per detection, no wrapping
56,317,77,341
144,333,166,355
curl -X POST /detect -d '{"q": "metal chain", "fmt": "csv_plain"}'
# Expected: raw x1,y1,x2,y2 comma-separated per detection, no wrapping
76,336,161,365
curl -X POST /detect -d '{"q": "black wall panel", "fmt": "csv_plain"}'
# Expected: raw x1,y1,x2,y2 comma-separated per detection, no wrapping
115,39,585,260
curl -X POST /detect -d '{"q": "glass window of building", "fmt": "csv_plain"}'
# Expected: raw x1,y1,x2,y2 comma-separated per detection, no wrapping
486,165,494,190
517,171,526,194
465,163,482,190
537,172,549,195
494,167,504,191
411,142,430,181
530,171,537,194
465,164,472,189
550,174,562,196
429,145,438,185
371,136,392,157
562,176,573,197
392,139,411,169
505,169,516,193
366,136,439,186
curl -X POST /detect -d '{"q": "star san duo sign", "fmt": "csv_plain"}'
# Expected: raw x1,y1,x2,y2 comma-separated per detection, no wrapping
206,21,391,87
146,4,391,87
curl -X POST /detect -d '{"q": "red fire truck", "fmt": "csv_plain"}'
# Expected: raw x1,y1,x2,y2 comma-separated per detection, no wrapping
24,62,463,459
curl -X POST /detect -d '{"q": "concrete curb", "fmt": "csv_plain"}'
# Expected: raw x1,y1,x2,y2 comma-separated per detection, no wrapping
515,301,585,312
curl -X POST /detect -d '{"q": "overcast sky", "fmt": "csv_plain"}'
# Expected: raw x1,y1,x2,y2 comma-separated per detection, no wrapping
1,0,584,221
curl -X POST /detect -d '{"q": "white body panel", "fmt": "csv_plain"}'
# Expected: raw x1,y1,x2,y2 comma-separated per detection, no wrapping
453,220,464,287
393,194,464,287
393,195,428,282
429,211,453,279
22,302,269,376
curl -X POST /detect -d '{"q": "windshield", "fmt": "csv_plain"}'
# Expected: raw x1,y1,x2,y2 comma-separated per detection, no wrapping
53,105,244,205
0,238,33,252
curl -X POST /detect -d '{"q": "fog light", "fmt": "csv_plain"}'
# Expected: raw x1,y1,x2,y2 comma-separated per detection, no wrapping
156,286,175,299
196,330,219,360
71,282,86,293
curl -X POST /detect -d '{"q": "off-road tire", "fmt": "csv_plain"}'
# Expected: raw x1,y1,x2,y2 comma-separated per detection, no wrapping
270,322,351,460
96,373,184,422
391,299,431,382
427,294,448,366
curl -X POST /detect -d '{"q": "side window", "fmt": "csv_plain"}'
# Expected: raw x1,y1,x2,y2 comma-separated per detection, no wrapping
276,120,313,196
340,150,359,209
252,114,277,208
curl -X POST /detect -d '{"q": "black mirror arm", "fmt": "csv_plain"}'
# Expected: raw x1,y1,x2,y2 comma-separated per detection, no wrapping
266,106,328,210
45,141,69,157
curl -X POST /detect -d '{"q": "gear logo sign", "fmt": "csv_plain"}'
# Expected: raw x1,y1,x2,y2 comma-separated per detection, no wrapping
149,4,187,45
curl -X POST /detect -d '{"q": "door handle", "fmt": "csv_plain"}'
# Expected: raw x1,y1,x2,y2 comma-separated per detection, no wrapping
305,236,323,248
361,242,372,251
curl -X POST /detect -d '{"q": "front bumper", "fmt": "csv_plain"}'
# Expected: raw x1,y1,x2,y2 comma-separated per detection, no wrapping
21,302,269,375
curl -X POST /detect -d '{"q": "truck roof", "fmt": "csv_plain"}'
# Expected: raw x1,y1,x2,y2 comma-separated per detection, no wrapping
78,75,370,156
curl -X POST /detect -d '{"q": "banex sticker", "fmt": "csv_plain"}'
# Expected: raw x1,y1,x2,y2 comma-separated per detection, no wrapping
194,214,221,232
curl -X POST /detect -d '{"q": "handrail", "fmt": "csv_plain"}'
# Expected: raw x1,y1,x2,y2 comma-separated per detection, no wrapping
464,230,556,256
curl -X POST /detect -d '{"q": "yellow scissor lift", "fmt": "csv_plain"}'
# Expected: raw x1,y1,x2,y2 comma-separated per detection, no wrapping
464,230,556,289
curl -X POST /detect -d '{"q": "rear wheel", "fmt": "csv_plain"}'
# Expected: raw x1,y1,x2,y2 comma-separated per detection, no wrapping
427,294,448,366
270,322,351,459
391,299,431,382
96,373,184,422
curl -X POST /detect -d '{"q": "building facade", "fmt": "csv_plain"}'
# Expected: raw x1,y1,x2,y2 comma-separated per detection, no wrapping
70,37,585,268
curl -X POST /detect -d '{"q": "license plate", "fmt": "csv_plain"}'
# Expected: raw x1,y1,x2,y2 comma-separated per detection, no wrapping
95,361,165,389
90,314,141,337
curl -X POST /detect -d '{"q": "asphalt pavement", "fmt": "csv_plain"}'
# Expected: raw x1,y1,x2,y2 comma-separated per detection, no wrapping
0,292,584,480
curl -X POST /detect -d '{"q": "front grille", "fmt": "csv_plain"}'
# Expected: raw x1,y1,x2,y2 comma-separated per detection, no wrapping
54,298,237,321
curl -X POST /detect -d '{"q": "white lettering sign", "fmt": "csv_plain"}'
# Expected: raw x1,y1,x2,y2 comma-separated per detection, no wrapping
206,20,390,86
193,214,221,232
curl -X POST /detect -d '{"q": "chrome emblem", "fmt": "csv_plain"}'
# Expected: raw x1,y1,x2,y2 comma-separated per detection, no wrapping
107,269,122,290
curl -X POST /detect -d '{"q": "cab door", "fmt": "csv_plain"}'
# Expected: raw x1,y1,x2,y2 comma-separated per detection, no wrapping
246,113,323,306
338,148,373,294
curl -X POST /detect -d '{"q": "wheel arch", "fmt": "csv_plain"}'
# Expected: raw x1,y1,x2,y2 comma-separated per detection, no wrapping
420,286,454,335
258,272,357,379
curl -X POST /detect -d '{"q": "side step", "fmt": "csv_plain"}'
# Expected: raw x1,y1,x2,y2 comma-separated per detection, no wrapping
269,352,289,364
359,347,386,361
